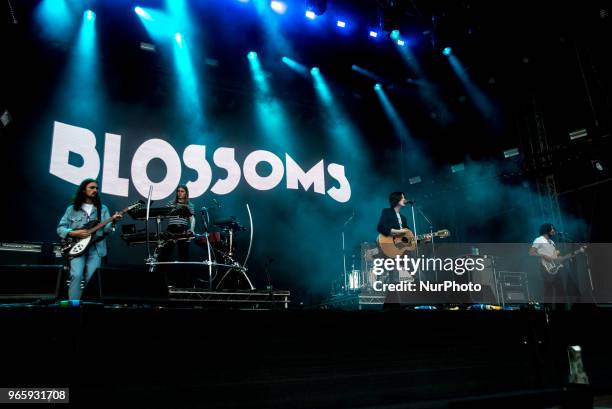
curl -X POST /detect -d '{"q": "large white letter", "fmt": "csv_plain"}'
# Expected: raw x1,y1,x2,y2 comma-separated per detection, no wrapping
49,121,100,184
243,150,284,191
183,144,212,198
285,154,325,194
327,163,351,203
101,132,129,197
211,147,241,195
131,138,181,200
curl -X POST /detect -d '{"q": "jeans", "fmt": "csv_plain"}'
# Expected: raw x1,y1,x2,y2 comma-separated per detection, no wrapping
69,246,102,300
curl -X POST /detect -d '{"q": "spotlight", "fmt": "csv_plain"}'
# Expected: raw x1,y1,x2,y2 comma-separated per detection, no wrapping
592,160,604,172
503,148,519,158
397,39,405,46
85,10,95,21
374,83,382,91
270,1,287,14
248,51,258,60
306,0,327,16
0,110,11,127
337,20,346,28
310,67,320,75
305,10,316,19
409,176,422,185
134,6,152,21
569,128,588,140
369,31,378,38
390,30,400,40
139,42,156,52
174,32,183,45
442,46,452,56
451,163,465,173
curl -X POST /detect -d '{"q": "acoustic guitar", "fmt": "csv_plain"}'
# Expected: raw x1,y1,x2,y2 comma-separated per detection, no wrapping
377,229,450,258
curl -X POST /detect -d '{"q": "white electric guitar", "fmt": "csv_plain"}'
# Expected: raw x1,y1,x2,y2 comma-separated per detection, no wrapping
541,246,587,275
60,201,142,258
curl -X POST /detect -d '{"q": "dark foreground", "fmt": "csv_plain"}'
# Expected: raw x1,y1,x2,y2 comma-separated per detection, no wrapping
1,304,611,408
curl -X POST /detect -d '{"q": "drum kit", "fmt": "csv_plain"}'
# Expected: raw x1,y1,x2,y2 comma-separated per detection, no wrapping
121,201,254,290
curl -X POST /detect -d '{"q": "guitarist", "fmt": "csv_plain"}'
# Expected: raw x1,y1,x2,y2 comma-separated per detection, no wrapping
529,223,565,307
57,179,123,300
377,192,411,241
376,192,430,282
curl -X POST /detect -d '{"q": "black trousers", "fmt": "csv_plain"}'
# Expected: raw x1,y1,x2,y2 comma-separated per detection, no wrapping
158,240,191,287
541,270,566,309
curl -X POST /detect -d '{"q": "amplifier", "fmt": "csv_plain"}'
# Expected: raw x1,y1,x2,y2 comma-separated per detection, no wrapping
0,242,45,264
498,271,530,304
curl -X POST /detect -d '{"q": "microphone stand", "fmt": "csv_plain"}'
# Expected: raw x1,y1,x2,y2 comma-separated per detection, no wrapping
342,210,355,294
408,201,420,282
417,206,436,281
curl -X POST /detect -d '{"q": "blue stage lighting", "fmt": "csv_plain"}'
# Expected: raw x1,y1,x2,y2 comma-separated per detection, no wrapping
270,1,287,14
134,6,152,21
310,67,320,75
369,31,378,38
390,30,400,40
174,32,183,45
305,10,316,19
337,20,346,28
374,83,382,91
248,51,258,60
397,39,405,46
85,10,95,21
442,46,452,56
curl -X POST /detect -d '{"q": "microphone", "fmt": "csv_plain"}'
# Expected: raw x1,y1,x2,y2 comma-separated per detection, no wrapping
406,200,416,205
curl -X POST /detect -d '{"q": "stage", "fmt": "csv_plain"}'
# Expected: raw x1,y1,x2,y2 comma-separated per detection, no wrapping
2,303,612,408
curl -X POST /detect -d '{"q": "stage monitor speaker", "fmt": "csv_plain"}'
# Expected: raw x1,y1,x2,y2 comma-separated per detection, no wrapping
81,266,169,302
0,264,62,301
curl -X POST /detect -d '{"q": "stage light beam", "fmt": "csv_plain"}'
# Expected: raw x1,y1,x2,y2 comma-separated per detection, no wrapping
337,20,346,28
282,57,308,76
305,10,316,19
248,51,293,148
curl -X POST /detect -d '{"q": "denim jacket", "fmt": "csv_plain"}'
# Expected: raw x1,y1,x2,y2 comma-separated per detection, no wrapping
57,204,113,257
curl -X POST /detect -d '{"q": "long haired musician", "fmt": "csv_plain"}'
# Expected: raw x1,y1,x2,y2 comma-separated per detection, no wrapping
529,223,565,308
56,179,122,300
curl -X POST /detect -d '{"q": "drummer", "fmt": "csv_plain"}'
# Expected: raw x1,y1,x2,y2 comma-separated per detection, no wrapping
159,184,195,263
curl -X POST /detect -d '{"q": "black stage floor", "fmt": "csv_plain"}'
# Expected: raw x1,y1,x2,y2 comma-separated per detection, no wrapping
1,304,611,408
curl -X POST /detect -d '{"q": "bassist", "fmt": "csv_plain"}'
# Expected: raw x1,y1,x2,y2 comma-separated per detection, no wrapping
57,179,122,300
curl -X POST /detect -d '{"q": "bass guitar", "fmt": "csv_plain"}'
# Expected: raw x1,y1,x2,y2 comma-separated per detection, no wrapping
377,229,450,258
61,201,143,258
